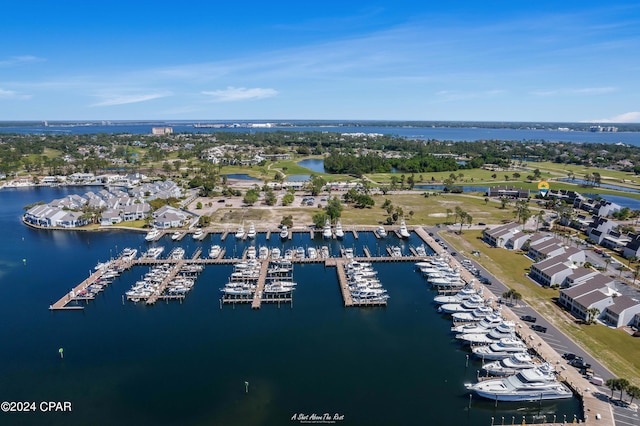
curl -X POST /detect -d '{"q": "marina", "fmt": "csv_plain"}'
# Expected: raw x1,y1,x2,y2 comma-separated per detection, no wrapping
4,186,585,426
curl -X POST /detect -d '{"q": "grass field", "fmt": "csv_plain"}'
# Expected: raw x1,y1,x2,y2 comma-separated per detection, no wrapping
442,229,640,385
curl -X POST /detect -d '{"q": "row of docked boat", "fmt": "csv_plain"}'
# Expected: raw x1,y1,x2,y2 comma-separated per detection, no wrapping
415,256,464,289
431,279,572,401
125,261,203,302
80,260,127,299
344,260,389,303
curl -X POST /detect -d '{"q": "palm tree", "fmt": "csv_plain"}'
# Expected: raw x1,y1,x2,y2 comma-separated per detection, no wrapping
618,378,630,401
627,385,640,405
511,290,522,307
606,378,619,399
536,210,545,232
586,307,600,324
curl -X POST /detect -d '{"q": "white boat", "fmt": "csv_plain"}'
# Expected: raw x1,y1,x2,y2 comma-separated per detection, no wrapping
452,313,506,333
247,222,256,239
321,246,330,258
439,294,485,314
451,305,494,322
235,224,245,239
433,285,480,304
376,226,387,238
295,246,305,259
145,228,161,241
246,246,257,259
208,245,222,259
391,246,402,257
169,247,185,260
465,363,573,401
142,246,165,259
335,221,344,239
307,247,318,259
121,248,137,260
271,247,281,260
259,246,269,259
192,228,204,240
458,321,516,345
322,219,332,239
415,245,427,256
279,225,289,239
482,353,537,377
472,338,529,360
264,281,297,294
171,231,181,241
399,220,410,238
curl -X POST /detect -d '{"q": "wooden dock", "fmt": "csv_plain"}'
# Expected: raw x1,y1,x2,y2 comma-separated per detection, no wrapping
363,247,371,258
251,260,270,309
334,259,353,307
352,229,358,239
221,230,229,241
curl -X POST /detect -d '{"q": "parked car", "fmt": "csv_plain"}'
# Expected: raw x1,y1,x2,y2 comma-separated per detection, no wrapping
530,324,547,333
479,277,491,285
562,352,578,361
569,358,591,369
520,315,537,323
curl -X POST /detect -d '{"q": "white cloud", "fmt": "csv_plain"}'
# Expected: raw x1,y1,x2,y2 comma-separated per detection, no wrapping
530,87,616,96
0,88,32,100
589,111,640,123
0,55,44,67
201,87,278,102
90,92,171,107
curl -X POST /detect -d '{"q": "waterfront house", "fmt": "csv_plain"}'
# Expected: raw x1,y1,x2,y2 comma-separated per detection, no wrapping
601,296,640,328
122,203,151,221
482,222,521,248
100,210,123,225
558,274,616,316
152,205,190,229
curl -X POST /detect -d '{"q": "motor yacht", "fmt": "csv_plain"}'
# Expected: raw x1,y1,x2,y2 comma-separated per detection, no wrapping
208,245,222,259
399,220,410,238
322,219,332,239
145,228,161,242
472,338,529,360
376,226,387,238
235,224,245,239
482,353,537,377
335,221,344,239
192,228,204,240
171,231,182,241
279,225,289,239
247,222,256,239
465,363,573,401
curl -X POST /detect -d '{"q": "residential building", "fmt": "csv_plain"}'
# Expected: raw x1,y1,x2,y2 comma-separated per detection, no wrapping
601,296,640,328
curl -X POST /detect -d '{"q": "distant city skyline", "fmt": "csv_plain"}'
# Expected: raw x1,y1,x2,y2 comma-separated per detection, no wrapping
1,1,639,122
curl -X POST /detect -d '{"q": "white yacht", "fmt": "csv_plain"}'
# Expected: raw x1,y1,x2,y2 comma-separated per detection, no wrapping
279,225,289,239
466,363,573,401
208,245,222,259
246,246,257,259
335,221,344,239
457,321,516,345
415,245,427,257
472,338,529,360
376,225,387,238
171,231,182,241
399,220,410,238
321,246,330,259
192,228,204,240
390,246,402,257
247,222,256,239
451,305,494,322
433,285,480,305
439,294,485,314
259,246,269,260
142,246,164,259
322,219,332,239
271,247,281,260
307,247,318,259
235,224,245,239
482,353,537,377
145,228,161,242
121,248,138,260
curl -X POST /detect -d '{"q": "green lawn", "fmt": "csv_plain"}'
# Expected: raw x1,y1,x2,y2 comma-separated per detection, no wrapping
442,229,640,385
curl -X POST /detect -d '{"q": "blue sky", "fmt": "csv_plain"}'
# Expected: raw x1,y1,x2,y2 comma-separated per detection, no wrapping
1,1,639,122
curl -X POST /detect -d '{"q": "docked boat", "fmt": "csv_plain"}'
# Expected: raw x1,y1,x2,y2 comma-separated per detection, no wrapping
415,245,427,257
171,231,182,241
142,246,165,259
145,228,161,241
433,284,481,304
322,219,332,239
376,225,387,238
271,247,281,260
259,246,269,259
264,281,297,294
457,321,516,345
452,313,506,333
482,353,537,377
121,248,138,260
246,246,257,259
439,294,485,314
321,246,330,258
208,245,222,259
335,221,344,239
390,246,402,257
399,220,410,238
295,246,305,259
247,222,256,239
279,225,289,239
465,363,573,401
307,247,318,259
169,247,185,260
451,305,494,322
472,338,529,360
235,224,245,239
192,228,204,240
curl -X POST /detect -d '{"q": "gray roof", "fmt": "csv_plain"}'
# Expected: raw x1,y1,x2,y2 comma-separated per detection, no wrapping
605,296,640,315
562,278,608,299
573,290,610,308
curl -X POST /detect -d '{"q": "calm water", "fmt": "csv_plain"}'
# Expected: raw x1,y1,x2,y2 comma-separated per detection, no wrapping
298,159,326,174
0,121,638,144
0,187,580,425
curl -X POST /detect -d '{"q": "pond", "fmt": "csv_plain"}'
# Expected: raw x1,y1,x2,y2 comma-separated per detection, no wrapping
224,174,261,181
557,178,640,194
297,159,325,173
